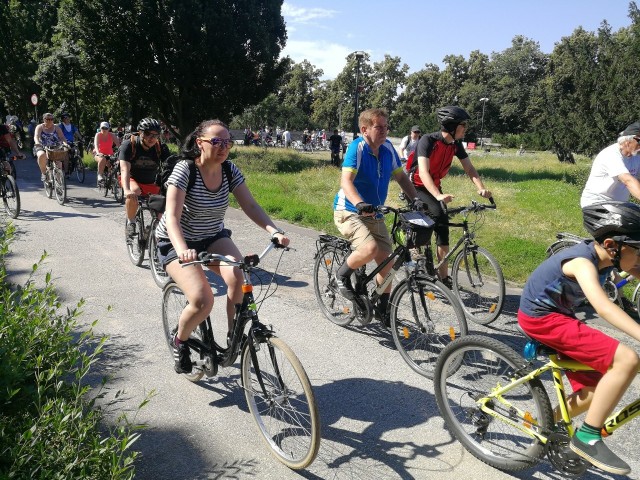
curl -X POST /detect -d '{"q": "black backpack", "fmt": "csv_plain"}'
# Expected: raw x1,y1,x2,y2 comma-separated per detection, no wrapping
155,155,233,196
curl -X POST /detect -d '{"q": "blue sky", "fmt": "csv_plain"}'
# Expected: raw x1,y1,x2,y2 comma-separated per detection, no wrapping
281,0,634,79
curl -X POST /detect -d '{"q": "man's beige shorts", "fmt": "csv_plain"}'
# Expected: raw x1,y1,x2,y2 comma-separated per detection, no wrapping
333,210,392,252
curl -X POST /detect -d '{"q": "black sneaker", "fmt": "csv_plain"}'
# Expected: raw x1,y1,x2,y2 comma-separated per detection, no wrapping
171,335,192,374
440,276,453,289
569,436,630,475
126,222,137,238
620,296,639,319
374,305,391,328
333,274,356,300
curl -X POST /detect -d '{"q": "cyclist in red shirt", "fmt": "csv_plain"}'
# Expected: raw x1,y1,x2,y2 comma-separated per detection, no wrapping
412,106,492,286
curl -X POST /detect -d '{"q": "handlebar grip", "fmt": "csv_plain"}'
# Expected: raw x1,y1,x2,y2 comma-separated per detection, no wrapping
489,196,495,206
244,254,260,267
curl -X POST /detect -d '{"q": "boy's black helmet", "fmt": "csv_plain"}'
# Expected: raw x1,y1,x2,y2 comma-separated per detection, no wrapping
137,117,161,132
583,201,640,244
437,106,471,134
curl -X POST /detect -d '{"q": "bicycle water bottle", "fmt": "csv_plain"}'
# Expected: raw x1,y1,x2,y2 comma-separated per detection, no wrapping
523,339,540,361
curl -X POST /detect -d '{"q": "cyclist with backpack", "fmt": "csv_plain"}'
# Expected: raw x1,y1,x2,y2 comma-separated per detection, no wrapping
119,118,170,238
154,119,289,374
410,105,492,287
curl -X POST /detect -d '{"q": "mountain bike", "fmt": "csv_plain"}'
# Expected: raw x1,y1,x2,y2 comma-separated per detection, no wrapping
0,153,20,218
547,232,640,314
125,194,161,268
313,205,468,379
66,141,85,182
419,198,504,326
97,154,123,203
433,334,640,476
162,239,320,469
43,145,68,205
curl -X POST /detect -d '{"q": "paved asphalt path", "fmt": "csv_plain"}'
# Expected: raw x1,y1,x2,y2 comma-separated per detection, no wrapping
3,157,640,480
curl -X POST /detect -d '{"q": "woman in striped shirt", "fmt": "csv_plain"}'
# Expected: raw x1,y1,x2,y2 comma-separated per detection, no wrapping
155,119,289,374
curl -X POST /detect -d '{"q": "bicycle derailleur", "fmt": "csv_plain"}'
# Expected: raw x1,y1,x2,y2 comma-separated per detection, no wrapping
545,431,589,477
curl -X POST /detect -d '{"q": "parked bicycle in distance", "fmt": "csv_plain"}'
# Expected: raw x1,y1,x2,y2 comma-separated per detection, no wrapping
313,204,468,379
0,151,20,218
162,239,320,469
43,145,68,205
433,333,640,477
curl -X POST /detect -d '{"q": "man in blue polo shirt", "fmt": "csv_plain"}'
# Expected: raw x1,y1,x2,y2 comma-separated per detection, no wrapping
333,108,420,325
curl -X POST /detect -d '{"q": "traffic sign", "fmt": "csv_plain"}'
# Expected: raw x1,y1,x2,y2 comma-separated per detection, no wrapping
30,94,38,106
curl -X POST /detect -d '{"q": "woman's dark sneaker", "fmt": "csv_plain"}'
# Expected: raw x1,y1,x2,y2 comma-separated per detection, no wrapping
171,335,192,374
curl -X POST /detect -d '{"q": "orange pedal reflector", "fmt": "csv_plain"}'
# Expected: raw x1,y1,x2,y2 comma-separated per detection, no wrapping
425,291,435,300
403,327,409,339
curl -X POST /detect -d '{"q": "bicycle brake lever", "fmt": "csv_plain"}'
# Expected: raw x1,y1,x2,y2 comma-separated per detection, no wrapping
244,254,260,267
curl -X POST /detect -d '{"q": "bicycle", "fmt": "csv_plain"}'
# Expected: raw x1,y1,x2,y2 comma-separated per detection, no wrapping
162,239,320,469
43,145,68,205
313,205,468,379
146,195,170,288
418,198,505,326
66,141,85,183
1,147,18,179
0,152,20,218
547,232,640,313
125,193,162,268
433,333,640,476
97,154,123,204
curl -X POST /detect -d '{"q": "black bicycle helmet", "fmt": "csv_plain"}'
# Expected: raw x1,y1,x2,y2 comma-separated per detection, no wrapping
583,201,640,244
437,106,471,134
137,117,161,132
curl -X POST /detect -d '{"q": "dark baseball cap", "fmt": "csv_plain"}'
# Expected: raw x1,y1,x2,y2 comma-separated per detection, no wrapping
622,121,640,136
411,125,421,132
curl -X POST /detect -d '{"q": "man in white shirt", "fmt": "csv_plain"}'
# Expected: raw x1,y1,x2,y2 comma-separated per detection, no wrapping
397,125,421,163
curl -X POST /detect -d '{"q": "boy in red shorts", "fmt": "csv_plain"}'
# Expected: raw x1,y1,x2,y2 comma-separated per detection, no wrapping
518,201,640,475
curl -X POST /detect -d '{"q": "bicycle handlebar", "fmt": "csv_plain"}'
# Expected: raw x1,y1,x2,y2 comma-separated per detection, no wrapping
442,197,496,217
180,237,290,269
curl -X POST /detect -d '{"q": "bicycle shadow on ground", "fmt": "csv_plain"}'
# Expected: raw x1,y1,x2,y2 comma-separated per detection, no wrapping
9,208,100,221
297,377,458,480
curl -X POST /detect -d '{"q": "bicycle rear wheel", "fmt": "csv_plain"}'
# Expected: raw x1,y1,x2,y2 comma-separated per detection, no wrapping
434,335,553,472
390,276,468,379
313,243,355,326
161,283,205,382
2,175,20,218
149,224,170,288
451,246,505,326
241,336,320,469
126,214,145,266
53,166,67,205
44,169,53,198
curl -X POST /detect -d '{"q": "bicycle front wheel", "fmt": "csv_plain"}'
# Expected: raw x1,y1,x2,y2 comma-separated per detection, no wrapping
53,166,66,205
451,246,505,326
113,176,123,204
390,277,468,379
434,335,553,472
149,225,170,288
76,158,86,183
126,215,145,266
313,244,355,326
161,283,205,382
2,175,20,218
241,336,320,469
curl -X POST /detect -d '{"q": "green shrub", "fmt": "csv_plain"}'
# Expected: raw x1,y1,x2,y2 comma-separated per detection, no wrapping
0,223,144,479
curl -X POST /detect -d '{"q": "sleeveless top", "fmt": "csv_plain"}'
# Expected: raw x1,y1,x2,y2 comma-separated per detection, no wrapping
97,133,114,155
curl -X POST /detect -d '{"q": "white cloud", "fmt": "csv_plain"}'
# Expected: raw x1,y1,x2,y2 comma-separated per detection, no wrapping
282,40,352,79
282,2,337,24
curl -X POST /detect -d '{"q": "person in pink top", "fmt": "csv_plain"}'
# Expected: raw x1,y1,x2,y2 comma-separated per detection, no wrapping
94,121,120,184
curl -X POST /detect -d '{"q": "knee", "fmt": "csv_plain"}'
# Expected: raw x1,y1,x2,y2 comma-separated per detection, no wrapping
359,239,378,259
615,344,640,374
190,289,214,313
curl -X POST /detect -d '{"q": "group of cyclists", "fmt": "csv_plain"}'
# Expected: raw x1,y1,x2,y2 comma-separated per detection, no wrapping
6,100,640,475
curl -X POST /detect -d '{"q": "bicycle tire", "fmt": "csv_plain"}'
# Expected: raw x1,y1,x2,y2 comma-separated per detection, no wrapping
149,223,170,288
44,168,53,198
451,246,505,326
241,336,320,469
113,175,123,203
126,214,145,266
313,244,356,326
8,160,17,180
103,175,111,197
546,238,581,258
2,175,20,218
76,157,85,183
53,166,67,205
389,276,468,379
161,283,205,382
434,335,553,472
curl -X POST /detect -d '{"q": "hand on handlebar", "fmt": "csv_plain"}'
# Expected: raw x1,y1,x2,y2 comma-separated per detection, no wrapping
271,232,290,247
478,189,492,199
436,193,454,204
356,201,375,216
177,248,198,264
410,197,425,211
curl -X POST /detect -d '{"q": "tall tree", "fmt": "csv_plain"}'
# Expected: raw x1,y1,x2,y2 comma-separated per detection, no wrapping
368,54,409,116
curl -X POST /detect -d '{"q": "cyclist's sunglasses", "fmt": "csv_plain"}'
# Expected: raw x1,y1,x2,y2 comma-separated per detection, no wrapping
200,137,234,148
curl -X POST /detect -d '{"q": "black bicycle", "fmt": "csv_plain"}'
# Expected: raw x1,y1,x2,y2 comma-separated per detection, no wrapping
97,154,123,203
43,145,68,205
0,151,20,218
162,239,320,469
313,205,468,378
66,141,85,183
419,198,505,325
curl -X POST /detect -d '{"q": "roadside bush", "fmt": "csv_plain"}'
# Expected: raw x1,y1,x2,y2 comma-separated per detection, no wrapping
0,223,142,479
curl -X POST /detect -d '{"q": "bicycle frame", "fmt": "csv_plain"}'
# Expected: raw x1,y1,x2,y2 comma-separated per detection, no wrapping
476,355,640,445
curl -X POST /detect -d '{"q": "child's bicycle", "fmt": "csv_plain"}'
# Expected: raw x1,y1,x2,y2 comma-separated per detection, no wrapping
433,334,640,476
161,239,320,469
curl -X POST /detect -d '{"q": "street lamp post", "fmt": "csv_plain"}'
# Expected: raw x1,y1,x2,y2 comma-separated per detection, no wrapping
479,97,489,147
352,51,365,140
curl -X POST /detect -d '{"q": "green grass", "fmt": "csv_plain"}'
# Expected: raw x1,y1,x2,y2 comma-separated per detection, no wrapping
230,146,594,285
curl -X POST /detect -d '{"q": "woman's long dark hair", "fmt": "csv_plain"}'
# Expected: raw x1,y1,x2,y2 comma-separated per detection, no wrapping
181,119,229,160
